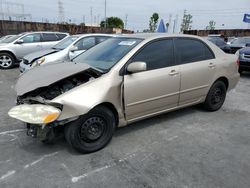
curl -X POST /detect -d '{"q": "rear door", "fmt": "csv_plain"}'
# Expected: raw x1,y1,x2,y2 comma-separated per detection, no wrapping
123,39,181,121
41,33,60,49
174,38,216,106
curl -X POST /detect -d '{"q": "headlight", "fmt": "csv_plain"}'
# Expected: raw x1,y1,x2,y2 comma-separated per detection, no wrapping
32,57,46,67
8,104,61,124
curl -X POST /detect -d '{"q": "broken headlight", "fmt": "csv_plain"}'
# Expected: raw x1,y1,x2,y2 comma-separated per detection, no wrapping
8,104,61,124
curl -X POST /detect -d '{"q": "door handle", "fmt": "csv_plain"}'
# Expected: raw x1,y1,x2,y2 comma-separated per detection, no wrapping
208,63,216,68
169,70,179,76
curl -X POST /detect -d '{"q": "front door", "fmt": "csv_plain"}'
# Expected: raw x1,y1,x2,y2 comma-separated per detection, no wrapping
123,39,180,122
14,33,42,59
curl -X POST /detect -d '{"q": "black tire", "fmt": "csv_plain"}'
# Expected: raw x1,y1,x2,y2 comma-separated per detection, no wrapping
203,81,227,111
0,52,15,69
64,106,115,153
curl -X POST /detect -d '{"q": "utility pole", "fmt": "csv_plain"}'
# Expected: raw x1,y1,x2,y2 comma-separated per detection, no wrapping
173,14,178,33
90,6,93,26
82,15,85,24
168,14,172,33
124,14,128,29
58,0,65,23
104,0,107,28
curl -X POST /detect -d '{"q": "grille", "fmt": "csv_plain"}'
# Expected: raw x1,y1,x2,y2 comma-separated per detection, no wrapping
243,54,250,59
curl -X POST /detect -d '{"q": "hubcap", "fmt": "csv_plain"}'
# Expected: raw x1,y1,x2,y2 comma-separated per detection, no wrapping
211,87,223,105
0,55,12,68
80,117,105,142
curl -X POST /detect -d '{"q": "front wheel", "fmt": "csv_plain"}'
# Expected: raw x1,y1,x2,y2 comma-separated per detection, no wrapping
64,106,115,153
203,81,227,111
0,52,15,69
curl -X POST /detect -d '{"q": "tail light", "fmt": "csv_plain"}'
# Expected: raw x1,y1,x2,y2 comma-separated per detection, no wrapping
236,58,240,66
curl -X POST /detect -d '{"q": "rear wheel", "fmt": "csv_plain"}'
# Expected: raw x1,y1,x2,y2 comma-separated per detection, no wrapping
203,81,227,111
0,52,15,69
64,106,115,153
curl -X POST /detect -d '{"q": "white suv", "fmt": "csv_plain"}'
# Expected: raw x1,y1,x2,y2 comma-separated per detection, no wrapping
0,31,68,69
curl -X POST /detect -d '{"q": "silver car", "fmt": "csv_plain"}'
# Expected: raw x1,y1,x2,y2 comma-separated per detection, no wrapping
9,33,239,153
0,31,68,69
19,34,113,72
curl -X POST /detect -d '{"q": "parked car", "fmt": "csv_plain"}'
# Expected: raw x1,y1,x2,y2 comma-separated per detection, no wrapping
19,34,114,73
207,37,228,52
236,44,250,74
8,33,239,153
0,35,15,43
227,37,237,45
0,31,68,69
226,37,250,54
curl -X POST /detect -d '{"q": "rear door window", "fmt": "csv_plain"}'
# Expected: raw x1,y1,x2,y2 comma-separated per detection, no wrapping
96,36,110,44
175,38,214,65
75,37,96,50
56,33,67,40
131,39,175,71
42,33,58,42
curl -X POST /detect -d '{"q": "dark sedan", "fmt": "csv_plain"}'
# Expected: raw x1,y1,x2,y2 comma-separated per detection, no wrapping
227,37,250,54
238,45,250,74
207,37,228,52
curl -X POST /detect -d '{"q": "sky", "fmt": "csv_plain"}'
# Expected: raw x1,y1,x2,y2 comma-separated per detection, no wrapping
2,0,250,32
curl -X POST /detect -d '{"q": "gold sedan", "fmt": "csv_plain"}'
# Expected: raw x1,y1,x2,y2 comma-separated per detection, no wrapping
9,33,240,153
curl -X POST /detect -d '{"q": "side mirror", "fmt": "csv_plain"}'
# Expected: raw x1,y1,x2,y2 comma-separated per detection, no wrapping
15,39,24,44
127,62,147,74
246,43,250,47
69,46,78,52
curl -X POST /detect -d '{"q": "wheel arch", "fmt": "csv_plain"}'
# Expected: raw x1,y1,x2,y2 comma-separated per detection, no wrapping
95,102,119,127
0,50,17,61
215,77,229,90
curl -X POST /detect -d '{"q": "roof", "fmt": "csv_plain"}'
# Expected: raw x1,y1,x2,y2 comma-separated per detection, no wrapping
72,33,116,38
120,33,203,40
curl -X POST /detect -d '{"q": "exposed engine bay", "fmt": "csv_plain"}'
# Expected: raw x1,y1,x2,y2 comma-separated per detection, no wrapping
17,68,101,104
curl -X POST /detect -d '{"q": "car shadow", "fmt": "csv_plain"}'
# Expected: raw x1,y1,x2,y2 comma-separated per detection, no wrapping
115,106,199,137
20,105,202,156
240,72,250,78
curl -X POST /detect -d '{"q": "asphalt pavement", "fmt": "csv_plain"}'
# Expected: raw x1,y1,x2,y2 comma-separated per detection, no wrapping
0,68,250,188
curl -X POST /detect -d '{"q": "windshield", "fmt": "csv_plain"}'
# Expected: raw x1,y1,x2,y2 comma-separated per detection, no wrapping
1,34,21,43
73,38,142,71
52,36,79,50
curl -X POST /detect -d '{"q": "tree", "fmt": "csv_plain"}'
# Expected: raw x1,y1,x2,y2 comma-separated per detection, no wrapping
149,13,159,32
206,20,216,30
100,17,124,29
180,10,193,32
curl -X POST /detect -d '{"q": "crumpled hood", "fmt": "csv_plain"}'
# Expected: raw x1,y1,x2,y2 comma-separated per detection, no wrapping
16,62,91,96
24,48,59,63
